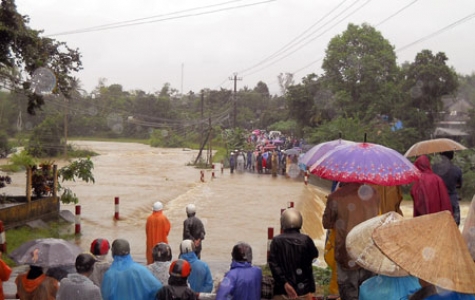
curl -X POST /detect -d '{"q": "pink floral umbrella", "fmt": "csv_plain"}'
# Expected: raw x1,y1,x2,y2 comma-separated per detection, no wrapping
309,142,420,186
300,139,355,168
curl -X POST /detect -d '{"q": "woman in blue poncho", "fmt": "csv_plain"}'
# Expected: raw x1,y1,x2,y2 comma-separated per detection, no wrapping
101,239,163,300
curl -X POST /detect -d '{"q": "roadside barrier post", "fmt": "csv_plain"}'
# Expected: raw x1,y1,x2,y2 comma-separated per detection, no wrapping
114,197,120,220
200,171,205,182
267,227,274,262
221,160,224,174
287,202,294,208
75,205,81,235
212,164,215,179
0,220,6,253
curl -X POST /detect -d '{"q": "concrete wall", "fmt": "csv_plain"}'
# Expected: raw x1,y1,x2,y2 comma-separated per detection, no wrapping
0,165,59,229
0,196,59,229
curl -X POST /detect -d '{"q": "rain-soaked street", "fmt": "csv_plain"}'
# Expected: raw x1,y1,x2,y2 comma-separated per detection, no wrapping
3,140,471,285
4,140,330,280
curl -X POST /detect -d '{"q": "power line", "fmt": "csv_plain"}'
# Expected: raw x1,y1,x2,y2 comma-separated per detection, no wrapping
48,0,276,37
396,11,475,53
375,0,419,27
241,0,373,78
237,0,352,75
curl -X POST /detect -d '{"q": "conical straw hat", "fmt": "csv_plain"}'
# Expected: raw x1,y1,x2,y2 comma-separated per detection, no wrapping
346,211,408,277
373,211,475,294
462,195,475,260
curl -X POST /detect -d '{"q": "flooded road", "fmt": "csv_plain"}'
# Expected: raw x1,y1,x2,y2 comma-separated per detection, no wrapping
47,141,329,278
4,140,471,282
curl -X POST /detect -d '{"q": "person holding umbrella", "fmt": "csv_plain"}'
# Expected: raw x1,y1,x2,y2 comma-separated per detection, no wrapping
16,264,59,300
433,150,463,226
322,182,380,300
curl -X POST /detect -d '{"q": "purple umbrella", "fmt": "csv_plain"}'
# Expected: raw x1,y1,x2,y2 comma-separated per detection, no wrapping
309,142,420,186
300,139,355,168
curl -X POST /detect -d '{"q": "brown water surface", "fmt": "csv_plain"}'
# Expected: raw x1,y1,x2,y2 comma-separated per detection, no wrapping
9,141,328,278
4,141,470,281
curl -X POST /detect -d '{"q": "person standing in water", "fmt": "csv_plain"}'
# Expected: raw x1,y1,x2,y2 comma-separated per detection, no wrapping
183,204,206,259
146,201,171,264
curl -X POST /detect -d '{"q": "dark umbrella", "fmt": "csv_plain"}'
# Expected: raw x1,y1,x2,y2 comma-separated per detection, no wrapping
9,238,83,267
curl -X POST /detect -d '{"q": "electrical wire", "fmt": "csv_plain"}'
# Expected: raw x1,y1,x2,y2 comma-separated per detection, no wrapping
48,0,276,37
396,11,475,53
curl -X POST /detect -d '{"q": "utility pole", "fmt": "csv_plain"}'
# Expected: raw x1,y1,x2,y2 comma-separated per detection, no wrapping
64,95,69,158
200,90,204,147
229,73,242,128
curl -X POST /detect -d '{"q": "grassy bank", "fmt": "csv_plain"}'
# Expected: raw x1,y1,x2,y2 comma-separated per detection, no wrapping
4,221,75,267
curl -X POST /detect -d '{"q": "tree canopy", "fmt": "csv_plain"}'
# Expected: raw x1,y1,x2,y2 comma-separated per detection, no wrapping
322,23,399,121
0,0,82,114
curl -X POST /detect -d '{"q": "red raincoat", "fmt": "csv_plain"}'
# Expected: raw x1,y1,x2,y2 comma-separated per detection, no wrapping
0,259,11,300
410,155,453,217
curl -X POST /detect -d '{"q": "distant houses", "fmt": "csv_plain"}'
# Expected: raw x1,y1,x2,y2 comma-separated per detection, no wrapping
434,96,473,140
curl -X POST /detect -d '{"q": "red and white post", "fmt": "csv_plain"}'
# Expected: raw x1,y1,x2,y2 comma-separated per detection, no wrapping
75,205,81,235
114,197,120,220
267,227,274,262
287,201,294,208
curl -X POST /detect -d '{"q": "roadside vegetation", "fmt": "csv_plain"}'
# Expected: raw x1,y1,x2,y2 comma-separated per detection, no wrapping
3,221,75,267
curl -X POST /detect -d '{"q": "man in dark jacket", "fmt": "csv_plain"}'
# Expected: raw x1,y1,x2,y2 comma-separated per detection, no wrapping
268,208,319,299
183,204,206,258
433,150,463,226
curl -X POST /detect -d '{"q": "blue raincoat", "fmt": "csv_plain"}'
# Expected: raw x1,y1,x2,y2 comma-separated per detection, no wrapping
179,251,213,293
215,261,262,300
359,275,420,300
101,254,162,300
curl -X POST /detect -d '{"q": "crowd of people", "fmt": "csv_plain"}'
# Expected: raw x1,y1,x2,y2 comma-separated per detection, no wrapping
2,147,473,300
2,202,319,300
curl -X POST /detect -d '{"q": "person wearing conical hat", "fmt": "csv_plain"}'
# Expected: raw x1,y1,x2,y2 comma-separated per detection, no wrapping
373,211,475,299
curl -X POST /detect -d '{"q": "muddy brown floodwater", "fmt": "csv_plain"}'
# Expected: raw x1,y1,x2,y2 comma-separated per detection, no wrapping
3,140,470,282
3,141,330,280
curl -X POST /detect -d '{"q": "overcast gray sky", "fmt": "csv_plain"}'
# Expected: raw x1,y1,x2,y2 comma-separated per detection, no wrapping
15,0,475,96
